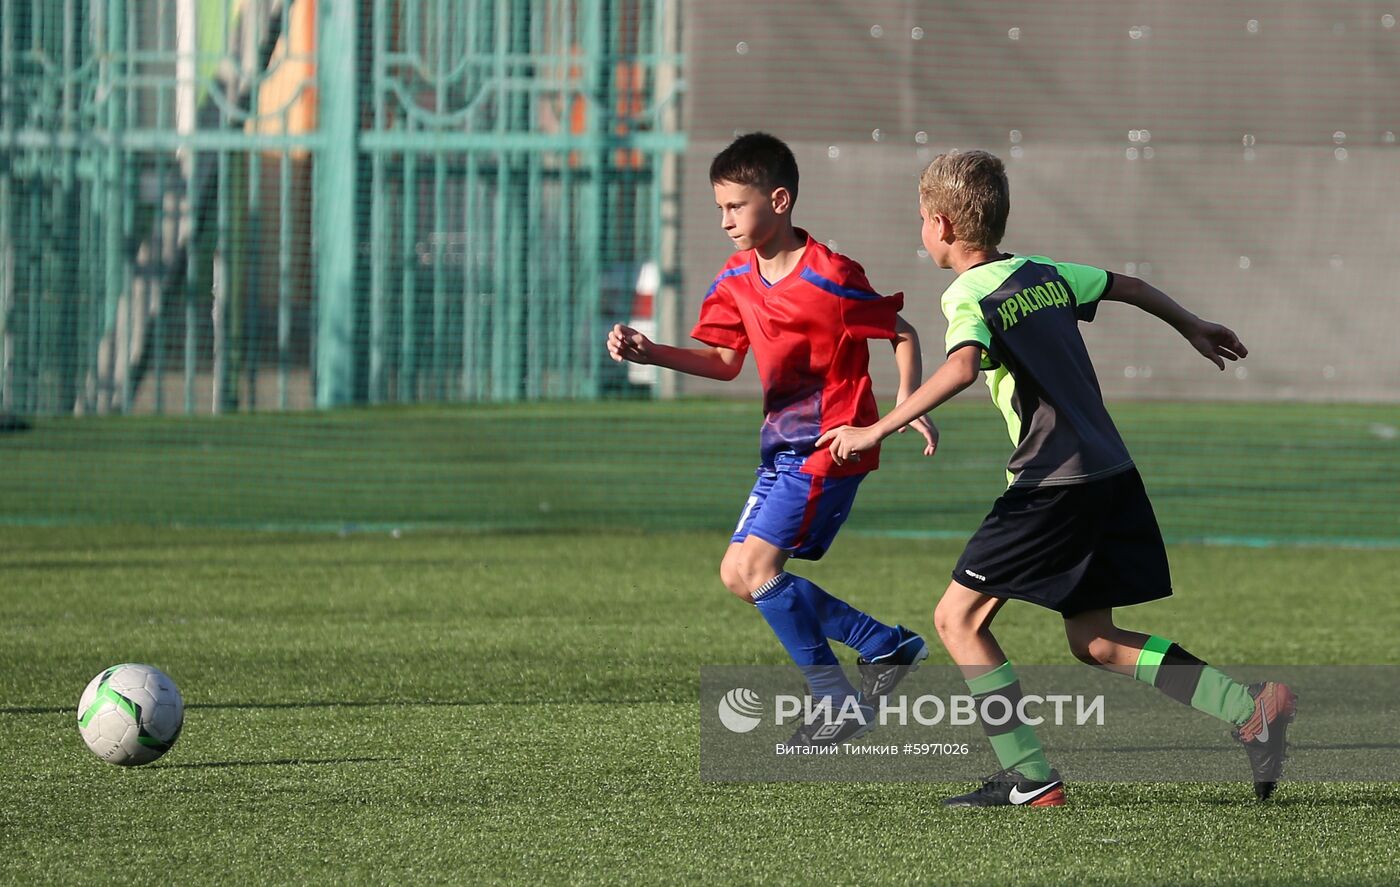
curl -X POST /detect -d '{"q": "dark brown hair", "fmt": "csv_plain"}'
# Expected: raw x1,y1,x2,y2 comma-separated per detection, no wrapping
709,132,799,200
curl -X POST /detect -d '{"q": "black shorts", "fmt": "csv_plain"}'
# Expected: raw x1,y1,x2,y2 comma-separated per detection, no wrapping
952,467,1172,616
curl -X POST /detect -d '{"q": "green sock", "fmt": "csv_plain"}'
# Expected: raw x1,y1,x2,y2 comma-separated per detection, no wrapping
1133,635,1255,726
965,661,1054,781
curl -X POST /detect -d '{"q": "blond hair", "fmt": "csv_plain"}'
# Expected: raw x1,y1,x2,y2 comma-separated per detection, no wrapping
918,150,1010,250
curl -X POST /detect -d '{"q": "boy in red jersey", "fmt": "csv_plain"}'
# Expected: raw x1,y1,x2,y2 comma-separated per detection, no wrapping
608,133,936,744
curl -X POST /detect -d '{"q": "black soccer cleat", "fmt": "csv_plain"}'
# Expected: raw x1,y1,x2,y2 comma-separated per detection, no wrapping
857,625,930,703
782,701,876,748
1232,680,1298,801
942,768,1066,808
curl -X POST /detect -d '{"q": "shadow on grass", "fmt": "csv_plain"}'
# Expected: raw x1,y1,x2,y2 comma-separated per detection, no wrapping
2,701,483,715
0,556,488,572
0,698,629,715
1047,787,1400,810
1195,792,1400,807
155,756,400,770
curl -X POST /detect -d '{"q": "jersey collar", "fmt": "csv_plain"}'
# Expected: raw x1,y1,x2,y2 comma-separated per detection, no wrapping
748,229,816,293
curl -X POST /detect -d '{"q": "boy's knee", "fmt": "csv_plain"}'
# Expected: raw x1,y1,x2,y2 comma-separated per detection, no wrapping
934,595,981,641
1066,636,1100,666
1065,630,1121,666
932,606,959,642
1063,617,1119,666
719,546,784,602
718,557,753,602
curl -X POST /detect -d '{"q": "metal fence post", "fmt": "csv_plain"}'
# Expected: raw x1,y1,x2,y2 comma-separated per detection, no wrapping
314,0,359,407
0,0,12,413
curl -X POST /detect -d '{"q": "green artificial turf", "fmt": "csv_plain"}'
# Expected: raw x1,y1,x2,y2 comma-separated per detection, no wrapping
3,526,1398,885
2,400,1398,545
2,401,1397,882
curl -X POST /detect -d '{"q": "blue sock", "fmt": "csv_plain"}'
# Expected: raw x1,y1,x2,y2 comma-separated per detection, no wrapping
785,573,902,661
752,573,858,702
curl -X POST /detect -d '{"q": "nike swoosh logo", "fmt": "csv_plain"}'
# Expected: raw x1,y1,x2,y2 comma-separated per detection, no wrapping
1255,715,1269,743
1008,781,1062,805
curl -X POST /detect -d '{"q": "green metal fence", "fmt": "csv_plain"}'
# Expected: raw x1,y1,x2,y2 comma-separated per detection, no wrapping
0,0,685,415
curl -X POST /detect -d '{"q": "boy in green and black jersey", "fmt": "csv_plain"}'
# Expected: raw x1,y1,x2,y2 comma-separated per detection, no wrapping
818,150,1297,807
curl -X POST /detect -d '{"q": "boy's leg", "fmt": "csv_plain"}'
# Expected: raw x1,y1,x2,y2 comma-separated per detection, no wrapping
807,578,908,663
933,580,1009,666
724,534,860,704
1058,469,1297,799
935,582,1063,807
1063,609,1256,723
1058,471,1259,727
727,471,906,662
721,471,922,743
1064,608,1297,800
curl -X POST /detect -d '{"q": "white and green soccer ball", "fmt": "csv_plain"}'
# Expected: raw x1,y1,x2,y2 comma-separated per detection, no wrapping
77,664,184,766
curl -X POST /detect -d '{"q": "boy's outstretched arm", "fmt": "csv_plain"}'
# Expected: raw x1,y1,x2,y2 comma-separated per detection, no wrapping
891,315,939,456
607,323,745,381
818,344,982,466
1102,276,1248,370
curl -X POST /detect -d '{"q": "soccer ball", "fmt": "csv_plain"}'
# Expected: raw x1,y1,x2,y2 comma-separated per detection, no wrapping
77,664,184,766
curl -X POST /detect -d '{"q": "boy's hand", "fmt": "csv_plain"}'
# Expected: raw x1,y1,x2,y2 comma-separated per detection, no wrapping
816,424,882,467
607,323,653,364
896,390,939,456
1184,319,1248,370
901,416,939,456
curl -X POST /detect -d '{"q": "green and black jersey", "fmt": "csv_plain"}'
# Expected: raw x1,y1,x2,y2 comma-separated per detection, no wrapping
942,255,1132,488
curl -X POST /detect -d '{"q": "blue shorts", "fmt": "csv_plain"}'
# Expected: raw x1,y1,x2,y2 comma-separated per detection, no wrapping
730,469,865,561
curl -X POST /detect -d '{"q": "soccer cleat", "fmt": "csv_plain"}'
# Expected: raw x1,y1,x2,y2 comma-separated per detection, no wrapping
857,625,930,702
1232,680,1298,801
941,768,1066,808
782,701,876,748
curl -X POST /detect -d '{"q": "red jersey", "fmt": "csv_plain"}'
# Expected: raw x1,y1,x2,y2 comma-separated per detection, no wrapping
691,231,903,477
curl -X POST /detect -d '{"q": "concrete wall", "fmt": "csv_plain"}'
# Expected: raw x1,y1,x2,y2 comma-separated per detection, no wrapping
673,0,1400,402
